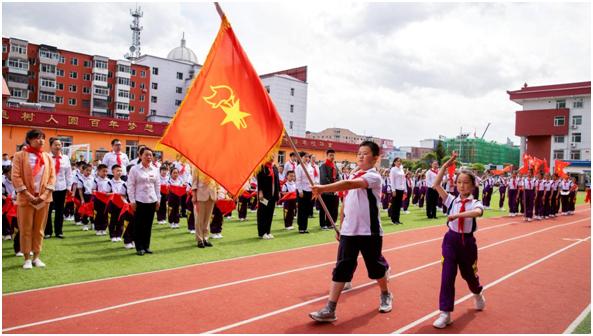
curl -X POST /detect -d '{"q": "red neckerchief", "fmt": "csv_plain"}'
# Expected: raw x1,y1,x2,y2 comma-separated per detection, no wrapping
325,159,336,179
431,168,439,174
313,164,319,178
344,170,367,197
25,146,43,177
290,161,296,171
53,153,61,175
180,164,186,175
116,151,122,166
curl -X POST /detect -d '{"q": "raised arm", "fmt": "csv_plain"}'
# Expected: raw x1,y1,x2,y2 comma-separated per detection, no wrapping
434,152,458,200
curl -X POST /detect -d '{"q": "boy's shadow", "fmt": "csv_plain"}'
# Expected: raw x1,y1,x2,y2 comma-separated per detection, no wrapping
415,309,480,334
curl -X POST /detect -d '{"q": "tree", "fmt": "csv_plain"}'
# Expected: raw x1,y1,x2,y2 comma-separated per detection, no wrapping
421,152,438,167
435,141,446,162
470,162,486,174
402,159,415,171
440,155,451,165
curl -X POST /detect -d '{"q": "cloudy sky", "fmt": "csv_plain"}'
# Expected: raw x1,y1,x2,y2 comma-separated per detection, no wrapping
2,2,590,147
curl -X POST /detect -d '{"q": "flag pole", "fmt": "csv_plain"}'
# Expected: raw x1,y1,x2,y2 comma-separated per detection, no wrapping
214,2,225,19
284,130,339,235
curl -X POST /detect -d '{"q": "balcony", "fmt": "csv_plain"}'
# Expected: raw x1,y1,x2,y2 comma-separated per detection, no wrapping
8,42,28,60
6,74,29,90
39,78,57,92
38,50,60,65
38,91,56,107
7,58,29,76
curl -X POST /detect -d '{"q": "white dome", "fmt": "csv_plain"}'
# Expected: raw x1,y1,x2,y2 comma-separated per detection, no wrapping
167,34,198,64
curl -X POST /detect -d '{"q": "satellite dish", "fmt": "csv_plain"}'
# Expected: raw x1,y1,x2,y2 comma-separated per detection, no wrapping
129,46,136,52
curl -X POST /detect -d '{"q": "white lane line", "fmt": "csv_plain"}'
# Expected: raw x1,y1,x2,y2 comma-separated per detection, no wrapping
3,217,588,333
393,236,591,334
201,218,590,334
563,304,591,334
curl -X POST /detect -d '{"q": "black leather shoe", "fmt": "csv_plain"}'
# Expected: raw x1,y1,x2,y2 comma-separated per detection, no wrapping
204,240,213,247
197,241,205,248
144,249,153,254
56,234,65,239
136,250,145,256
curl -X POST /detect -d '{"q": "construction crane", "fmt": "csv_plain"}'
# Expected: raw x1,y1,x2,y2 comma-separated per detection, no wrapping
481,122,491,139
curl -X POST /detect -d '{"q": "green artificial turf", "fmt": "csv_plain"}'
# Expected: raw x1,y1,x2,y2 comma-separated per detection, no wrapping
2,191,587,293
573,312,591,334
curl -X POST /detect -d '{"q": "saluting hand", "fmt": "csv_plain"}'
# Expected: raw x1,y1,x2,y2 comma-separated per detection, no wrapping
443,151,458,168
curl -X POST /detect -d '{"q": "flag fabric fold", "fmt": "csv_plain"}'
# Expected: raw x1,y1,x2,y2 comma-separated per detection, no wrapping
158,14,284,197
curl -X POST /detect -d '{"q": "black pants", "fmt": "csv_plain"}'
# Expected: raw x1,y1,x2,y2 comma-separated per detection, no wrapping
283,200,297,228
257,198,276,236
133,201,156,252
390,189,404,223
45,189,67,236
238,196,249,219
319,194,339,228
426,187,439,219
297,191,312,231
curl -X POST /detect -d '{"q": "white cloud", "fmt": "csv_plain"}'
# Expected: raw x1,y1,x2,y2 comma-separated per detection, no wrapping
2,2,590,147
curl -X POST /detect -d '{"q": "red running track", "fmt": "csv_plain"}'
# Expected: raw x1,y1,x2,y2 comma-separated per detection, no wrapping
2,206,590,333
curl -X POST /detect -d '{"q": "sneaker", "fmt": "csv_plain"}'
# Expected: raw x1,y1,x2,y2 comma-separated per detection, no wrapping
343,282,352,290
285,226,294,230
111,237,118,242
379,292,393,313
56,234,65,239
433,311,452,329
3,235,12,240
309,307,337,323
124,243,135,249
32,258,46,267
95,231,102,236
404,210,410,214
262,234,271,240
267,233,274,239
527,218,533,222
116,237,122,242
474,291,486,310
22,260,33,270
189,230,196,234
75,222,82,226
82,225,89,231
15,251,24,257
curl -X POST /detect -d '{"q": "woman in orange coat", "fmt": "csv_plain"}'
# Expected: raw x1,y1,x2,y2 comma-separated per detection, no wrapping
11,129,56,269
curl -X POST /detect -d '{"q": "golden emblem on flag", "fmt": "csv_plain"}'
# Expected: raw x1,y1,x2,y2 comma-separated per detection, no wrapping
203,85,251,129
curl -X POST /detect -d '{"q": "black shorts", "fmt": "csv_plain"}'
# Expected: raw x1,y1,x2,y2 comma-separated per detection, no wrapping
332,235,390,282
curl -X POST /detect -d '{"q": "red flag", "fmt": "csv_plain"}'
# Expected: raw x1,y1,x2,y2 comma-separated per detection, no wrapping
543,159,550,174
78,202,94,217
119,203,133,221
158,13,284,197
215,199,236,216
93,191,112,205
242,191,257,199
2,195,13,214
554,160,570,178
279,191,297,203
65,191,75,204
519,154,531,174
160,185,169,195
447,161,456,183
110,194,127,209
492,165,512,176
168,185,187,198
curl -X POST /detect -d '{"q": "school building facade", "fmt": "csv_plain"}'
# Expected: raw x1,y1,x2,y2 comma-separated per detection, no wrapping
508,81,591,185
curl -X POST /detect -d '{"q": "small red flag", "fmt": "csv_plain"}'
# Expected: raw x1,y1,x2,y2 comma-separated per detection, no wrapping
554,160,571,178
158,13,284,197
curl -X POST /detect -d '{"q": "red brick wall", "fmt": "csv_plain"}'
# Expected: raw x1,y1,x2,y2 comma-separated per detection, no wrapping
515,108,569,136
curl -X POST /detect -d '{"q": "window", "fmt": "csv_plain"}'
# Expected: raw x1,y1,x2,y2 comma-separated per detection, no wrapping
94,150,108,161
69,84,77,92
116,102,129,111
107,83,112,90
290,88,295,96
278,151,285,164
176,72,183,80
82,99,90,108
150,109,157,116
140,95,145,102
176,87,182,94
117,77,130,86
265,85,270,93
94,60,108,69
289,121,293,129
40,64,56,74
55,96,64,104
57,83,64,90
152,82,158,90
572,115,582,126
84,60,91,67
117,64,130,73
68,98,77,106
69,71,78,79
553,136,564,143
94,86,109,96
118,90,129,98
555,100,566,108
59,55,65,64
554,116,565,126
126,140,139,159
83,87,90,94
141,70,146,77
175,100,182,106
128,105,135,112
83,73,91,81
70,57,78,66
39,49,59,60
108,71,113,78
139,82,145,89
40,78,56,89
2,44,6,53
573,100,583,108
10,88,26,99
130,93,135,100
115,114,129,120
571,132,581,143
152,67,159,75
290,104,294,113
10,44,27,54
39,92,55,103
151,96,157,103
8,58,28,71
131,81,136,88
139,107,144,113
57,69,65,77
570,150,581,160
131,69,136,76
